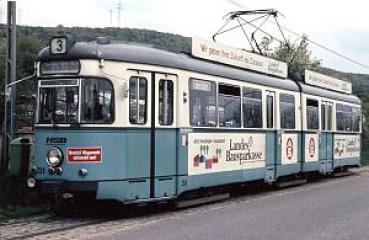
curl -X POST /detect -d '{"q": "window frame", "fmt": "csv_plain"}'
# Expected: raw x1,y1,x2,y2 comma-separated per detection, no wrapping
336,103,357,132
218,83,241,128
352,106,361,132
327,103,333,131
321,103,326,131
306,98,319,130
129,76,148,125
242,87,263,129
266,94,274,129
321,101,333,132
336,103,344,131
37,77,115,125
158,79,174,126
80,78,115,124
189,78,218,127
280,93,296,130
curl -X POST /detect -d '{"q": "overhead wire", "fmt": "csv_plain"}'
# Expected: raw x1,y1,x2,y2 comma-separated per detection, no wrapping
224,0,369,71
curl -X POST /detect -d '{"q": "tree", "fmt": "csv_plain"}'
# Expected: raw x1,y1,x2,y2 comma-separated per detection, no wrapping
260,36,273,56
271,35,321,76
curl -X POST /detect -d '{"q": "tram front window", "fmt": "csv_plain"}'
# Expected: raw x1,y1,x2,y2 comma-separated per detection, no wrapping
38,78,114,124
81,79,114,123
39,86,79,123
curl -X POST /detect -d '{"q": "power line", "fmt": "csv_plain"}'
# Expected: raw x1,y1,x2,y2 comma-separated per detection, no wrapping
225,0,369,71
6,73,36,88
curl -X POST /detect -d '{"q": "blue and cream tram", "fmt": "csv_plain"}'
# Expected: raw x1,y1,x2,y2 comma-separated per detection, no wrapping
30,35,361,205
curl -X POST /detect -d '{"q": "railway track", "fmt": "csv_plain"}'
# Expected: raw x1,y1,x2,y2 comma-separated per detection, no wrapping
0,208,185,240
0,170,366,240
0,214,106,240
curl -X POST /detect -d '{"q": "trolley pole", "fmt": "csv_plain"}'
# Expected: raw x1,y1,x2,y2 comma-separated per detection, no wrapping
2,1,16,174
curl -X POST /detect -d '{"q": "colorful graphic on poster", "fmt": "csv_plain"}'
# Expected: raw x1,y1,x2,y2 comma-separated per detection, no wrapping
188,133,266,175
281,134,298,165
286,138,294,160
305,134,319,162
334,135,360,159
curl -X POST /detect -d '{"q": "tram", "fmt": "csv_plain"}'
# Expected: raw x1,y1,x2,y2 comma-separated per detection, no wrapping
28,35,361,206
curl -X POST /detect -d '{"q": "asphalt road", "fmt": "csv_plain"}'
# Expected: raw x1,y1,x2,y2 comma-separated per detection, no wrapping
90,172,369,240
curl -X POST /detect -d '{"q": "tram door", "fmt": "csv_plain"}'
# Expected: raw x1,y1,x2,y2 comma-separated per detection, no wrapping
265,91,277,182
126,71,153,200
126,71,177,200
153,73,178,198
320,101,334,173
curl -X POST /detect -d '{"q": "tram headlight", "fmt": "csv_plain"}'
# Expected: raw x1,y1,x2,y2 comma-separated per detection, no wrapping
46,148,63,167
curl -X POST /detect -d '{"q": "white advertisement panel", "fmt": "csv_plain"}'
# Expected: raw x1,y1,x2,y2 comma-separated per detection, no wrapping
281,134,298,165
192,38,288,78
305,70,352,94
188,133,266,175
304,134,319,162
334,135,360,159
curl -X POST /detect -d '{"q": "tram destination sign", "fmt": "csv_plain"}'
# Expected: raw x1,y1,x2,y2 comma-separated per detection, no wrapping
191,38,288,78
305,70,352,94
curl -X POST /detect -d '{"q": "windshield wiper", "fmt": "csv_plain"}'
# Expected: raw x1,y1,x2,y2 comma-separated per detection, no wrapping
51,117,58,129
48,112,58,129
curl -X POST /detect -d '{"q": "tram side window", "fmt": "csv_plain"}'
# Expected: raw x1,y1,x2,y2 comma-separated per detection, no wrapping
321,104,326,130
307,99,319,130
327,105,333,131
352,107,360,132
218,84,241,128
336,104,353,131
190,79,217,127
129,77,147,124
243,87,262,128
280,94,295,129
159,80,174,125
343,105,353,131
267,95,274,128
81,79,114,123
336,104,344,131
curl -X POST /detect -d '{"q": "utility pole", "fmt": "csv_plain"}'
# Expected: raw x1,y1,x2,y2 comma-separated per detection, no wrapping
2,1,16,173
116,1,122,28
109,9,113,27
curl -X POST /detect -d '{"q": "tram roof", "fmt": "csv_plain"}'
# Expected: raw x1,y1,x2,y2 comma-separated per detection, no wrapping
37,41,360,104
37,41,298,91
300,83,360,104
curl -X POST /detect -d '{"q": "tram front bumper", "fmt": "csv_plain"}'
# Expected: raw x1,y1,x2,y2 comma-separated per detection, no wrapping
36,180,98,194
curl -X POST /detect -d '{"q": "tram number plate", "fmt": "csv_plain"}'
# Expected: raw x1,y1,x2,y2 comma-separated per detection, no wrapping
67,147,103,163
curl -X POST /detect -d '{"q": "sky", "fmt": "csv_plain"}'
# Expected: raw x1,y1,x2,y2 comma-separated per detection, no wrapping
1,0,369,74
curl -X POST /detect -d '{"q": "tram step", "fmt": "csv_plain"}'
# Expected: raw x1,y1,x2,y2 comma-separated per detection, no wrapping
176,193,230,209
276,179,307,188
333,171,354,177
